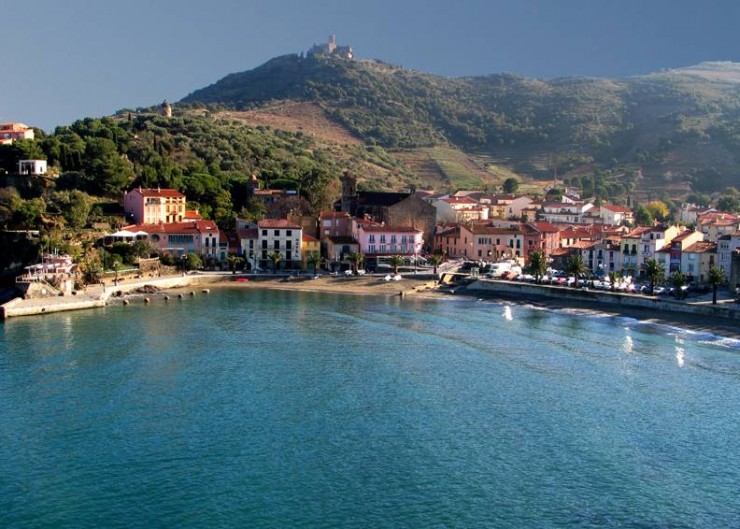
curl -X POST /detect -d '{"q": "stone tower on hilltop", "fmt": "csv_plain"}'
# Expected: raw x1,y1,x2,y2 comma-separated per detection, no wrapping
308,35,354,60
161,99,172,118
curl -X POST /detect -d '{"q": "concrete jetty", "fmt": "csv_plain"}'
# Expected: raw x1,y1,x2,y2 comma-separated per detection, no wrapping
1,273,225,320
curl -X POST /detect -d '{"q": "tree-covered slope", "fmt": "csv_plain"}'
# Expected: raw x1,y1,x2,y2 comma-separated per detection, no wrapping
182,56,740,193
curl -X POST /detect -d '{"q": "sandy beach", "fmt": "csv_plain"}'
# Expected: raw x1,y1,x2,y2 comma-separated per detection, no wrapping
5,271,739,342
209,274,440,297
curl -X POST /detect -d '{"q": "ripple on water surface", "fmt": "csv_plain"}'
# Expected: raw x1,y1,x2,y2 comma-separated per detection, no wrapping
1,289,739,528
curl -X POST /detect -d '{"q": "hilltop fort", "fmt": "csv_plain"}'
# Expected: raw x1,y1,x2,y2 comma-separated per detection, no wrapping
307,35,354,60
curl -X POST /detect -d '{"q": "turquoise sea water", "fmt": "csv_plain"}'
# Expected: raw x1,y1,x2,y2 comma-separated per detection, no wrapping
1,288,739,528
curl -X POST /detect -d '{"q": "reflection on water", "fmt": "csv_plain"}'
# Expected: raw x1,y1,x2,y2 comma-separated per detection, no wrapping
1,289,739,528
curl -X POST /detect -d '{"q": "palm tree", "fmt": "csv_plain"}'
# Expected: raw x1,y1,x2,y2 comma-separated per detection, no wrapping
566,253,588,287
389,255,404,275
306,251,320,274
707,265,726,305
427,253,444,275
669,271,687,299
112,260,120,284
608,270,620,292
528,250,547,284
347,252,364,275
269,250,283,274
226,255,244,274
641,258,665,294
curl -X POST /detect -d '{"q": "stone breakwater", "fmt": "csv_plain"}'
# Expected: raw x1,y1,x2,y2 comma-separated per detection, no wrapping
1,274,223,320
465,279,740,328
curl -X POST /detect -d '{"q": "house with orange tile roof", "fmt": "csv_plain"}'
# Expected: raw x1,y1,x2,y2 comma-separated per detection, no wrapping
257,219,303,270
319,210,353,240
119,219,221,262
352,219,423,261
540,201,595,224
0,122,34,145
522,222,560,262
697,212,739,242
667,230,704,273
123,187,187,224
433,225,462,257
681,241,717,283
598,203,634,226
301,233,320,270
460,223,523,261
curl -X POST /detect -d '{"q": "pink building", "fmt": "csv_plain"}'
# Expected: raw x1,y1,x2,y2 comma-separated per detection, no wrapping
0,122,34,145
352,220,423,258
124,187,187,225
120,220,221,261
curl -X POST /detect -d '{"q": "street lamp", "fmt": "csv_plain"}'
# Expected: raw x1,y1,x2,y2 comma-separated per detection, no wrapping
181,254,187,276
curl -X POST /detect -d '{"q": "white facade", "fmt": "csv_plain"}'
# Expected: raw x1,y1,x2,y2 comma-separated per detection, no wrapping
18,159,47,175
540,202,595,224
258,220,302,268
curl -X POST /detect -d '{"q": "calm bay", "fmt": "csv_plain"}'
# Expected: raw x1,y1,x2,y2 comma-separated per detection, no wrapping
1,288,739,528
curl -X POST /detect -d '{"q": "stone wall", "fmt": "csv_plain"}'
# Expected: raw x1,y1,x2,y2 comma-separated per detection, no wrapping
467,279,740,322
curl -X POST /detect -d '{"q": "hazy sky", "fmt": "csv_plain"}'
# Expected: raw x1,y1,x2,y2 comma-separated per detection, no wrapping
4,0,740,132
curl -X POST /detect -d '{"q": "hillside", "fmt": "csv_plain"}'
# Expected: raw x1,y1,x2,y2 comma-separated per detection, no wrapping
182,56,740,200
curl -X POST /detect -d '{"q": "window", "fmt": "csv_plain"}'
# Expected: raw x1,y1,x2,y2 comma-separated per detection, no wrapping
369,245,377,253
286,241,292,249
262,230,267,236
286,230,292,237
274,230,280,237
391,235,397,244
274,241,280,249
369,234,375,243
286,251,292,261
262,240,267,249
380,235,386,243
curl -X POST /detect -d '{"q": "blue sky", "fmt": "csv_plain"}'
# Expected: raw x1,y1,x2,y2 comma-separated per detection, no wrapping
3,0,740,132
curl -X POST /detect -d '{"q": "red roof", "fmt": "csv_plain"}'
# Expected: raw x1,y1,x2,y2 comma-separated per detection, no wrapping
683,241,716,253
302,233,319,242
359,225,422,233
530,221,559,233
600,203,632,213
133,188,185,198
125,220,218,234
441,197,478,205
672,230,698,242
320,211,351,219
258,219,301,229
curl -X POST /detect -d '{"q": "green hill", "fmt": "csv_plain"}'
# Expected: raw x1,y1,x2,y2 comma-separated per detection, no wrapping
182,56,740,198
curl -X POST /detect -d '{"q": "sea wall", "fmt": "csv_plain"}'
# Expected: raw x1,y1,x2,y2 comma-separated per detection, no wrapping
466,279,740,322
0,296,107,318
1,273,224,320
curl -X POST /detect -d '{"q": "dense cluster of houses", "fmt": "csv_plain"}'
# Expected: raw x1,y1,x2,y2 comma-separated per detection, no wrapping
103,176,740,286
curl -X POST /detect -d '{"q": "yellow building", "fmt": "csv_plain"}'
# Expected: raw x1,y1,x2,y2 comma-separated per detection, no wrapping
302,233,321,272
